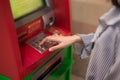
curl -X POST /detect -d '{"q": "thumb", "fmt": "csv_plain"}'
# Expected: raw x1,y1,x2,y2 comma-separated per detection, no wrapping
49,44,63,52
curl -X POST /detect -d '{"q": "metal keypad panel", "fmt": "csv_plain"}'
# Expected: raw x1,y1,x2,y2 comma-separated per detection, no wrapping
26,32,56,54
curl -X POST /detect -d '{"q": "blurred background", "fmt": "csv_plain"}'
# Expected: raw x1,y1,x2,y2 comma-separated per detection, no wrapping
70,0,112,80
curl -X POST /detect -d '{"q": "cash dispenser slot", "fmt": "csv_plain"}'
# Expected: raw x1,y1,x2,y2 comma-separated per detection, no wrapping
32,51,64,80
37,58,62,80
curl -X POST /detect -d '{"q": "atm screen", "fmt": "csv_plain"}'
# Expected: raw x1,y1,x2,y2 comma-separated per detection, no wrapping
10,0,45,20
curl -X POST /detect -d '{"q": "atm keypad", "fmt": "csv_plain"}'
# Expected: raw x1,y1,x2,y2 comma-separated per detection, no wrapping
26,33,56,54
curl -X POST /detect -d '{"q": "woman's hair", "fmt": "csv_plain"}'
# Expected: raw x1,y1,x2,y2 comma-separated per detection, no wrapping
112,0,120,8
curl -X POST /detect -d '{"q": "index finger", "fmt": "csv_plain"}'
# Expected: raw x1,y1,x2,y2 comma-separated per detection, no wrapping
39,37,48,45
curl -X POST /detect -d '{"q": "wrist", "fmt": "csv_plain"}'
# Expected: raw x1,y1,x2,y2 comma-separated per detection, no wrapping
71,34,82,43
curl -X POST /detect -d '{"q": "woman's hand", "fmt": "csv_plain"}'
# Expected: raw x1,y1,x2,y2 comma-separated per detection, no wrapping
39,34,81,52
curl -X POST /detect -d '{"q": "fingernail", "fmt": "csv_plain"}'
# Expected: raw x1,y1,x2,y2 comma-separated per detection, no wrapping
49,48,52,52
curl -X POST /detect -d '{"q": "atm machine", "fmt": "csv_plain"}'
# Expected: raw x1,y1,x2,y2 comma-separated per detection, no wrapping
0,0,73,80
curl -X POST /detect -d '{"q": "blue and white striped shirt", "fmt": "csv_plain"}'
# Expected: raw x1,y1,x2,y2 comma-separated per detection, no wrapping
74,6,120,80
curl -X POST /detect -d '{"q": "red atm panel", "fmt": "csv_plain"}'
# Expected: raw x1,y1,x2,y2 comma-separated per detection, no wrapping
0,0,71,80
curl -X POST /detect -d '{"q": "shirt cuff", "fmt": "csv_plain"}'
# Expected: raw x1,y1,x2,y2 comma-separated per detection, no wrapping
73,33,94,59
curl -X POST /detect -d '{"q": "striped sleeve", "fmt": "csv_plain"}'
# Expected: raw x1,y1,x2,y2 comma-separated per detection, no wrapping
73,33,94,59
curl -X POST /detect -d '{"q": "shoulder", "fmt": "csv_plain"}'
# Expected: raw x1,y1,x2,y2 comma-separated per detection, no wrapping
99,7,120,26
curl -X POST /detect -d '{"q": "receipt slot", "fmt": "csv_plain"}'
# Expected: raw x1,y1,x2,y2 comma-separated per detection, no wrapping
0,0,72,80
